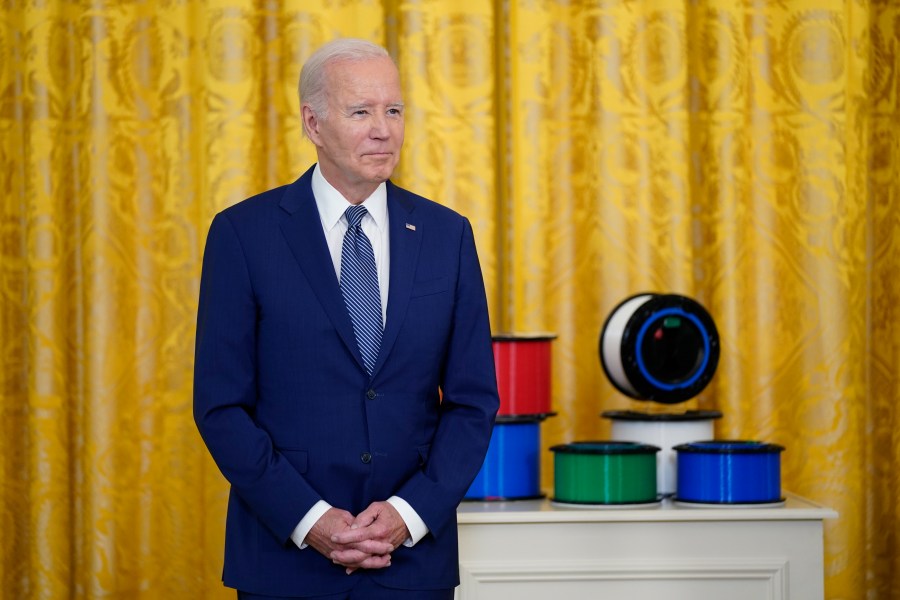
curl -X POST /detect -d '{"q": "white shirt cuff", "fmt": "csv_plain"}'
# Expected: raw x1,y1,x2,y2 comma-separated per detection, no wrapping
290,500,332,549
387,495,429,547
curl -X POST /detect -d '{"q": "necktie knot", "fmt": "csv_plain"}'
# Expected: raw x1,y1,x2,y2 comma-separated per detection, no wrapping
345,205,368,229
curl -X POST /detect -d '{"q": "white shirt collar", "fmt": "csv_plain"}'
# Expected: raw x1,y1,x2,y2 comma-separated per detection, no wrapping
312,164,388,232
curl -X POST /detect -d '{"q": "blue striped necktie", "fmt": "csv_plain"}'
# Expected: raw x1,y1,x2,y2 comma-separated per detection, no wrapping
339,205,383,375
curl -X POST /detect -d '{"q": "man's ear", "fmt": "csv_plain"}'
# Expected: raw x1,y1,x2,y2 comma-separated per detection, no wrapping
302,105,320,144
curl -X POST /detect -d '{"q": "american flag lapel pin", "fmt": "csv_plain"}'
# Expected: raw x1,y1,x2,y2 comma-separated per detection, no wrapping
406,223,416,231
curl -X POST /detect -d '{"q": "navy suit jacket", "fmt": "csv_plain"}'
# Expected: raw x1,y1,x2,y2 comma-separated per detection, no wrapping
193,165,499,596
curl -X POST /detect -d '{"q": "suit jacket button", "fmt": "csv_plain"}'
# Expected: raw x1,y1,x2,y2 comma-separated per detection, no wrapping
366,389,376,400
361,452,372,464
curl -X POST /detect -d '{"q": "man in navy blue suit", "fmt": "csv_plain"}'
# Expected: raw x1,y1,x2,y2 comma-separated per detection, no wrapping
193,37,499,599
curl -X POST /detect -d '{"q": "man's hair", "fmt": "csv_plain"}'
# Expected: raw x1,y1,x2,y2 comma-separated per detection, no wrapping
299,38,392,127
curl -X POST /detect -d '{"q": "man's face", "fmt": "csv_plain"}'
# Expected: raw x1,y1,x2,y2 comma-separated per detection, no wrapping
304,56,405,202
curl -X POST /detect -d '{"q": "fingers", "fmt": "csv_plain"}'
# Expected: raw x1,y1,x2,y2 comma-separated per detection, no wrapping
332,501,407,546
331,547,392,570
330,540,392,560
358,553,392,569
342,551,391,575
331,538,393,555
311,503,403,572
332,506,381,544
331,527,371,545
305,508,356,558
351,507,379,529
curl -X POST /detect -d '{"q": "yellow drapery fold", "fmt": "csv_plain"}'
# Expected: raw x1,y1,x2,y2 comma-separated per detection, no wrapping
1,1,897,598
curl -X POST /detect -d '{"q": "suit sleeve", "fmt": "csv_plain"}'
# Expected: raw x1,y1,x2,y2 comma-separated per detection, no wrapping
193,213,322,544
394,217,500,536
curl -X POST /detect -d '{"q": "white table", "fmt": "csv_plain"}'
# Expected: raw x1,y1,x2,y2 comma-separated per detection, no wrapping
456,493,837,600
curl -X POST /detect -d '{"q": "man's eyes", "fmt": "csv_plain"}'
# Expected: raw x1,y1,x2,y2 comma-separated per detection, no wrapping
348,107,403,117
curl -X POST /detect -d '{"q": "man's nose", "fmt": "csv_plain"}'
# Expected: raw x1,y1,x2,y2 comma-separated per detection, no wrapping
369,113,390,138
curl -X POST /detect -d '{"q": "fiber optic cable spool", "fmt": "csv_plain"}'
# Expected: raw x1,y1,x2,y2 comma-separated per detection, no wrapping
673,440,785,505
600,293,720,403
599,293,722,496
464,415,553,501
550,441,660,506
492,333,556,416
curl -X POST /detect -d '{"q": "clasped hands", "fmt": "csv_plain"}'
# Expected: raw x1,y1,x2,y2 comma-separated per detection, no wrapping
305,501,410,574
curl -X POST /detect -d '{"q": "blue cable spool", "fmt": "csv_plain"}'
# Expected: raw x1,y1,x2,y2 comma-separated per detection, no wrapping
674,440,785,504
464,416,551,501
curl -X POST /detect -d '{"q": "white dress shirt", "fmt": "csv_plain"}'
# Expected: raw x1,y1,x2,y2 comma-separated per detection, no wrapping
289,164,429,550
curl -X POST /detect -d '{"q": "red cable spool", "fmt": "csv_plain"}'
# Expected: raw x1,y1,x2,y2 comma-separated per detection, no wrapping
492,333,556,416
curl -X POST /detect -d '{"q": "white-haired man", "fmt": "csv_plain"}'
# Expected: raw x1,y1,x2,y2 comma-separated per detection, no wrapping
194,38,499,599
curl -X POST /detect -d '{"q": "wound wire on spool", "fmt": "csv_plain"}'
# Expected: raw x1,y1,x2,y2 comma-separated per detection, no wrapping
492,333,556,416
550,441,660,505
600,293,720,404
674,440,785,504
464,415,551,501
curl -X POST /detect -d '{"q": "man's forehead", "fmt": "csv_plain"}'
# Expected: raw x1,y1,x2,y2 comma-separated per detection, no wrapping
326,56,398,78
325,61,402,101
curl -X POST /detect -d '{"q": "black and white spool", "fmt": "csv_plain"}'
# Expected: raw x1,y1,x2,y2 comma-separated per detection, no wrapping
600,293,720,404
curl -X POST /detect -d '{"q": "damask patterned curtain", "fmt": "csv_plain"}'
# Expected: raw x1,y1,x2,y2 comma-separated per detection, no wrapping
1,1,897,598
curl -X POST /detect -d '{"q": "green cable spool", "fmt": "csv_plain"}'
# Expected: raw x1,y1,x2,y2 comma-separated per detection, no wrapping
551,441,660,504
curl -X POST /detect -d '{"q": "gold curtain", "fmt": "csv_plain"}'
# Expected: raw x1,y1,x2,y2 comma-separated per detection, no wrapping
1,0,898,598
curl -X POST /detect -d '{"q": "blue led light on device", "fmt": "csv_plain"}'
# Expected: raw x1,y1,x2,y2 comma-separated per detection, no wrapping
634,307,711,391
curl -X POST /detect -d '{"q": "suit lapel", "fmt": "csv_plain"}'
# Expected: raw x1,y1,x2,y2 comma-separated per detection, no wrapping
278,169,366,372
371,182,421,377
